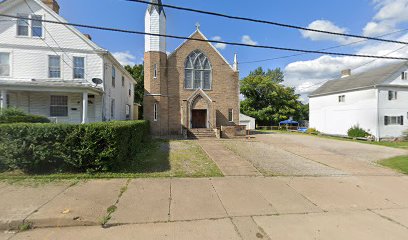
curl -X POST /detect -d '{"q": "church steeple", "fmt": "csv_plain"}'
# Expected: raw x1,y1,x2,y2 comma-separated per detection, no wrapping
145,0,166,53
147,0,165,15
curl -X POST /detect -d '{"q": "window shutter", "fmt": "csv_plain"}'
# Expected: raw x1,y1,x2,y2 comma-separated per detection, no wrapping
400,116,404,125
388,91,392,100
384,116,389,126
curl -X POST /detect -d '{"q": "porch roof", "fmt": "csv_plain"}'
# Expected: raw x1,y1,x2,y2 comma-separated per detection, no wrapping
0,80,104,94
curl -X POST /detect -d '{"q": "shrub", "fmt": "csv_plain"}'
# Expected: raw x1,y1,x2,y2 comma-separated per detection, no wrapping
402,129,408,141
0,108,50,124
347,125,370,138
0,120,149,174
306,128,319,135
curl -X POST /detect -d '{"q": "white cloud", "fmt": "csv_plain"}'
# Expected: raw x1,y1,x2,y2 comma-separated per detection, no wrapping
287,0,408,98
112,51,137,66
363,0,408,36
212,36,227,50
285,31,408,97
301,20,352,44
241,35,258,45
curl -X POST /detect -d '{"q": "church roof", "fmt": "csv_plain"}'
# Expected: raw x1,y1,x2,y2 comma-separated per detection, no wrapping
148,0,165,15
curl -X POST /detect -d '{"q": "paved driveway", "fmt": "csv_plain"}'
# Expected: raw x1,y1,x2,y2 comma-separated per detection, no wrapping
222,132,407,176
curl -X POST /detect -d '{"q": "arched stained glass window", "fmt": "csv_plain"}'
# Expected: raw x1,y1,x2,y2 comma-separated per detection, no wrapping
184,50,212,90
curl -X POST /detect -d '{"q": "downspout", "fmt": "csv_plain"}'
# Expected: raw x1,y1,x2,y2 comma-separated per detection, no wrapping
376,86,380,141
102,53,107,121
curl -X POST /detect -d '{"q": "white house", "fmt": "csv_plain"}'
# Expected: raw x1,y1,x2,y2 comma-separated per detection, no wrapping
239,113,255,130
0,0,136,123
309,62,408,141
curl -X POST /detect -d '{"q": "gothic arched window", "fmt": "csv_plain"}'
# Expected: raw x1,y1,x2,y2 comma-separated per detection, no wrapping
184,50,212,90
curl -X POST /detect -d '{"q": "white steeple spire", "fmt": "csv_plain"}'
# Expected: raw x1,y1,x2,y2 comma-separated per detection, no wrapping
145,0,166,53
233,53,239,71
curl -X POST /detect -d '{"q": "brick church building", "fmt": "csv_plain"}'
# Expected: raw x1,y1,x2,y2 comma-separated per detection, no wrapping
144,0,240,136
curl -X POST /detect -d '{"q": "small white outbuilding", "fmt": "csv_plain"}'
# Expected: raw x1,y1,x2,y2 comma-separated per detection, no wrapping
239,113,256,130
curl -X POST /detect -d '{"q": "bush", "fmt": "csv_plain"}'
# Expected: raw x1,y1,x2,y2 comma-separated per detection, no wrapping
0,120,149,173
347,125,370,138
306,128,319,135
0,108,50,124
402,129,408,141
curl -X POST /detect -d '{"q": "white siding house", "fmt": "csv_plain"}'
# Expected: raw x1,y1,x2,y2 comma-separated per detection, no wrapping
309,62,408,141
0,0,136,123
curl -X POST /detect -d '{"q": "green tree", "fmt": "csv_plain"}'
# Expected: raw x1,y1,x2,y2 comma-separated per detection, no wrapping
124,64,144,104
240,67,306,125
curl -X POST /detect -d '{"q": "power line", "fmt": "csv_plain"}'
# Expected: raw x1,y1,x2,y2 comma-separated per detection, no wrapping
22,0,78,77
127,0,408,45
1,14,407,61
295,44,408,93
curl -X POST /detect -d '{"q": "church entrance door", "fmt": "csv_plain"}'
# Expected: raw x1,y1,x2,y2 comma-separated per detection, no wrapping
192,109,207,129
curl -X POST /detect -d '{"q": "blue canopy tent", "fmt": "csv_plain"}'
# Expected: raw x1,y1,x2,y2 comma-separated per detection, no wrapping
279,120,300,130
279,120,299,126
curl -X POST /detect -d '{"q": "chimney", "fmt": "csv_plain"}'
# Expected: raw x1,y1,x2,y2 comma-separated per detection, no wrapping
84,34,92,41
341,69,351,78
42,0,60,14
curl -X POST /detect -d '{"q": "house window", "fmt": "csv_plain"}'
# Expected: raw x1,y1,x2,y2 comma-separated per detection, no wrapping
228,109,234,122
154,64,157,79
31,15,43,37
129,83,132,97
48,56,61,78
402,72,408,80
17,14,29,36
111,99,115,118
73,57,85,79
122,76,125,87
112,67,116,87
50,95,68,117
184,50,212,90
0,53,10,77
384,116,404,126
338,95,345,103
388,91,397,100
154,103,158,121
126,104,131,119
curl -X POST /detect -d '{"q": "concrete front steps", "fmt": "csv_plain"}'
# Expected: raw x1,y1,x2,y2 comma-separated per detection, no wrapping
188,128,216,139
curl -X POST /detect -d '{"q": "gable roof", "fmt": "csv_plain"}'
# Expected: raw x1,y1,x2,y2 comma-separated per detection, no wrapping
168,29,236,72
0,0,137,84
309,61,408,97
0,0,103,51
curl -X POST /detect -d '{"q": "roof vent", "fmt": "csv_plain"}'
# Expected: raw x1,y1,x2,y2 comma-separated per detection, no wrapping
42,0,60,14
83,34,92,41
341,69,351,78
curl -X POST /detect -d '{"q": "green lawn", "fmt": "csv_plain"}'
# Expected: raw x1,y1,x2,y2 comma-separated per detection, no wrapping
0,139,223,182
379,156,408,175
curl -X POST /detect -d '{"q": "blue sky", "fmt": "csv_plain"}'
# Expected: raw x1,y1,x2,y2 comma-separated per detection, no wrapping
58,0,408,99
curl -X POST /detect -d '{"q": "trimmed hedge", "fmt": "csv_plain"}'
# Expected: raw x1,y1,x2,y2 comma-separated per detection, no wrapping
0,108,50,124
0,115,51,124
0,121,149,173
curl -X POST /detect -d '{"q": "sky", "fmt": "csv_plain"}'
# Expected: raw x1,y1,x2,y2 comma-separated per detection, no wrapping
57,0,408,101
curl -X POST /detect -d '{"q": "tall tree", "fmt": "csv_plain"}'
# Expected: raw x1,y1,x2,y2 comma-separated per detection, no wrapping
125,64,144,104
240,67,306,125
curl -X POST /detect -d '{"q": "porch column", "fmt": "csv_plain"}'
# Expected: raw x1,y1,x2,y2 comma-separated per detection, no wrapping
0,90,7,111
82,92,88,124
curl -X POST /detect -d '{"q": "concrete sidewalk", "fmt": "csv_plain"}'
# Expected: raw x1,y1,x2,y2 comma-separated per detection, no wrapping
1,175,408,239
199,140,262,176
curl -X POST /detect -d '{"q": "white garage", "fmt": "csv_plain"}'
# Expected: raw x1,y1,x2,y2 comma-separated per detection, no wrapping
239,113,256,130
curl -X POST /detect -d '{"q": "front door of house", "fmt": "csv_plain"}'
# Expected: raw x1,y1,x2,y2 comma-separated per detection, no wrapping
192,109,207,128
